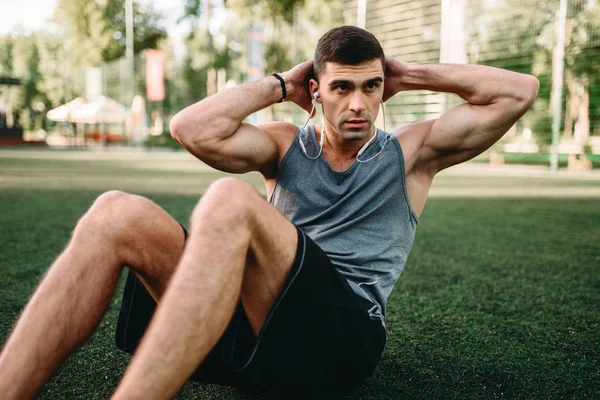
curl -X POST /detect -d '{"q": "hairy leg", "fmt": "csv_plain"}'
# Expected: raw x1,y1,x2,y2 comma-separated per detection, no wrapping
0,191,186,400
111,178,298,400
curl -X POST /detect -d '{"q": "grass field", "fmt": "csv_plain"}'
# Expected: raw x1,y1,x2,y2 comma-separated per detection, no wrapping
0,148,599,399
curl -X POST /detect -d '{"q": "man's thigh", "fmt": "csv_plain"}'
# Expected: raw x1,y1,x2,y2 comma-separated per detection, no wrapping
116,226,385,395
115,177,299,348
209,229,387,396
235,183,300,336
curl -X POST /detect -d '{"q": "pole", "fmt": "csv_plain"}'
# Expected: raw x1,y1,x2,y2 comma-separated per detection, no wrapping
550,0,568,172
126,0,134,143
357,0,367,29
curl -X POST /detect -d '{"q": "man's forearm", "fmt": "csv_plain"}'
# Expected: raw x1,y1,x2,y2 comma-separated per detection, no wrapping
398,63,538,106
170,76,283,143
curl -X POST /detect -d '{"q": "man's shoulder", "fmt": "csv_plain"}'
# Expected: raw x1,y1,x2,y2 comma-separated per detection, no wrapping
259,121,298,135
393,119,436,175
261,120,298,148
258,122,298,145
258,122,299,180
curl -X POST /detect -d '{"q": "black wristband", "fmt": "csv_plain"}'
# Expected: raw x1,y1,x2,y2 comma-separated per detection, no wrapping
271,73,286,103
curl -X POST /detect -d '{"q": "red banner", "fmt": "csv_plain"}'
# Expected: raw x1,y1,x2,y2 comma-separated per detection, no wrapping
146,49,165,101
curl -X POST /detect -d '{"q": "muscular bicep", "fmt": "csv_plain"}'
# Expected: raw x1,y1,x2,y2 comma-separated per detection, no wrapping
182,122,292,175
422,97,532,172
198,123,276,173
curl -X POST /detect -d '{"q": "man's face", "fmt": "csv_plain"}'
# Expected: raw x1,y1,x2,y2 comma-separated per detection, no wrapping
311,59,384,142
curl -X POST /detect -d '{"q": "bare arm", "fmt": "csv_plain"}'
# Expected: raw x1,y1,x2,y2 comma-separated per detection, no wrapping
170,61,314,175
385,59,540,174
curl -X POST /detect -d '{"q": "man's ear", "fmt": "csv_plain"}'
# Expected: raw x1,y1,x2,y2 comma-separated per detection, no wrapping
309,78,321,103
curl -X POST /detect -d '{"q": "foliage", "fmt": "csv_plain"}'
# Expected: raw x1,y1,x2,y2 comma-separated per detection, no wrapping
0,36,14,74
2,34,49,130
472,0,600,141
102,0,168,62
226,0,305,24
52,0,168,67
53,0,113,67
175,0,338,105
178,0,202,32
0,0,168,131
36,34,72,106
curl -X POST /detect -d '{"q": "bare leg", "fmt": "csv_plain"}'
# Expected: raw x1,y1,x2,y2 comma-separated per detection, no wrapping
0,191,186,400
111,177,298,400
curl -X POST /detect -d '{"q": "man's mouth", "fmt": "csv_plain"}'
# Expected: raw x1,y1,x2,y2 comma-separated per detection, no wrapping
345,120,368,128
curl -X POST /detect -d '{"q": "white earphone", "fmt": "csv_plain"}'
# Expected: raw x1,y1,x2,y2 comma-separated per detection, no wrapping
298,90,382,162
299,91,325,160
356,129,378,158
301,91,319,130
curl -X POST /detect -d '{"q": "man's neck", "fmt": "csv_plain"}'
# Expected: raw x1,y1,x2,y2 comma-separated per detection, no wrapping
317,123,377,159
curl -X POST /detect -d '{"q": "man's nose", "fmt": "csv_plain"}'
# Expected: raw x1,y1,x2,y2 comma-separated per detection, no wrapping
348,92,367,113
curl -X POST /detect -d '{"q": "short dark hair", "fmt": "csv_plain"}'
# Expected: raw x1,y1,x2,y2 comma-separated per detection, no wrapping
314,26,385,81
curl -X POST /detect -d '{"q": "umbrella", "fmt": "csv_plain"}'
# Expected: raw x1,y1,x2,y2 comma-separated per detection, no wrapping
46,97,85,122
69,96,129,124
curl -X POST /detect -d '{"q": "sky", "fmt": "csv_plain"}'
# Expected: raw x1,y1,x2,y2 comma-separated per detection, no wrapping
0,0,60,35
0,0,186,36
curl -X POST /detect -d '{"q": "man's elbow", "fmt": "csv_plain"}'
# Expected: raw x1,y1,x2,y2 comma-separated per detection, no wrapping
169,113,187,146
519,75,540,109
169,113,220,156
170,112,214,147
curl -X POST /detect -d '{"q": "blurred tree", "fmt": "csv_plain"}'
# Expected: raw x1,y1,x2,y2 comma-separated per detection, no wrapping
103,0,168,62
36,33,71,106
548,1,600,139
176,0,337,79
169,0,338,125
176,1,244,103
7,34,48,130
0,0,169,132
53,0,111,67
226,0,305,24
470,0,600,143
179,0,203,33
0,36,14,75
53,0,168,67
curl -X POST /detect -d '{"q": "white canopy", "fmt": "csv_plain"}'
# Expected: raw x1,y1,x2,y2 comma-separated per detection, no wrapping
46,97,85,122
69,96,129,124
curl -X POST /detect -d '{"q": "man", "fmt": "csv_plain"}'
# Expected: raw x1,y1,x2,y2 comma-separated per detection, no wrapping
0,26,538,399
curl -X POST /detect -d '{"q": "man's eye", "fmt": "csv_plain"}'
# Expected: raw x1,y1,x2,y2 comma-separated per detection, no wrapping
366,82,377,90
336,85,348,92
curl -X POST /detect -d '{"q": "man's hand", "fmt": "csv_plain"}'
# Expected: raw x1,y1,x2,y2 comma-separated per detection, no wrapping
280,60,315,115
383,56,409,102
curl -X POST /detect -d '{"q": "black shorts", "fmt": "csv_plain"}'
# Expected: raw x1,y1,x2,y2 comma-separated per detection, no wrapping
115,226,386,398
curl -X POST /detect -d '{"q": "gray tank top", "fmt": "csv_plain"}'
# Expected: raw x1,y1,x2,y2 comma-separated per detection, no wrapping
270,125,418,324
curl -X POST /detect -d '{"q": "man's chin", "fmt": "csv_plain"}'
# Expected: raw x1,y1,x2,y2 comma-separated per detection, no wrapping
339,126,373,141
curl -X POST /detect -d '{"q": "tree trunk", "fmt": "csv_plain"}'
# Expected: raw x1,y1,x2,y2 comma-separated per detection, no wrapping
576,81,589,142
563,70,574,137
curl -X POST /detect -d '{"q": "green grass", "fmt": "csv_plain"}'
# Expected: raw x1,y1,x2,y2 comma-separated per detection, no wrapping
0,149,599,399
473,151,600,168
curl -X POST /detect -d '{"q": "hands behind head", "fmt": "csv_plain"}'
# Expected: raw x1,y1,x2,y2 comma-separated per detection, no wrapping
280,60,316,116
382,56,408,103
280,57,406,116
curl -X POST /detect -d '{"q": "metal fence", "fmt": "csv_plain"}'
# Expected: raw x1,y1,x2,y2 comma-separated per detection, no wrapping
68,0,599,167
336,0,600,169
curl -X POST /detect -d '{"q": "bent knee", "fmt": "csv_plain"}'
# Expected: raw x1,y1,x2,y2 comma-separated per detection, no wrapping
92,190,131,211
191,178,259,226
208,177,257,198
88,190,138,220
78,190,154,239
